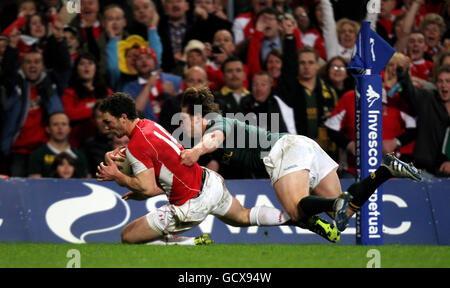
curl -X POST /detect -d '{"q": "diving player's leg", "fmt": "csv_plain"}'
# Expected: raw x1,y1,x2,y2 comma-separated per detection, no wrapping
345,153,422,213
272,169,310,222
209,170,291,227
312,168,354,231
314,153,423,232
216,196,291,227
273,170,341,243
121,215,162,244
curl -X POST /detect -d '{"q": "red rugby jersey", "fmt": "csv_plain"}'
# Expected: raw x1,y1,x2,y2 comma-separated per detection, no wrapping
126,119,203,205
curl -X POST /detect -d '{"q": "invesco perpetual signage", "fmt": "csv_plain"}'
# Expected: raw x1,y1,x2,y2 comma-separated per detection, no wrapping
349,21,395,245
353,74,383,245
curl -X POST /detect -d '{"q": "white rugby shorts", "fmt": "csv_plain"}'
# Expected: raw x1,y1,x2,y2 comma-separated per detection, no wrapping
263,135,338,188
146,168,233,235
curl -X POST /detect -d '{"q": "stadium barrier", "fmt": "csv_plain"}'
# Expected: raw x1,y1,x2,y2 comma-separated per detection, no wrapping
0,178,448,245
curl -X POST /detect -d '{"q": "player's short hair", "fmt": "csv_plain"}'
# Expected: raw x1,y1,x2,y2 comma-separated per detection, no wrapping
98,92,138,120
181,86,221,117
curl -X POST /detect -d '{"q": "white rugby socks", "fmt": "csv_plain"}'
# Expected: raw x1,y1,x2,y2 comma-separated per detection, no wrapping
249,206,291,226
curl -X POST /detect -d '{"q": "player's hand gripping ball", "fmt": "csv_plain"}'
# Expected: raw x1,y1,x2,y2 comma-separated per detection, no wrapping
112,147,133,177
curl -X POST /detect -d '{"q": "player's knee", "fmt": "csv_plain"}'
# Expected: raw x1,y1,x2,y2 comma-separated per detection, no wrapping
121,227,135,244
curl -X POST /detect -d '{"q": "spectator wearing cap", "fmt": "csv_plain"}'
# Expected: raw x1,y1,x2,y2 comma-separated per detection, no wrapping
123,46,182,121
182,39,208,74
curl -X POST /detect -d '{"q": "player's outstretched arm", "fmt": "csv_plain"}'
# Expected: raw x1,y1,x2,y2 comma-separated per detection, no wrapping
180,130,225,166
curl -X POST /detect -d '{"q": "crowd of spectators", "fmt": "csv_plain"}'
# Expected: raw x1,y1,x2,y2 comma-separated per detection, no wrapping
0,0,449,180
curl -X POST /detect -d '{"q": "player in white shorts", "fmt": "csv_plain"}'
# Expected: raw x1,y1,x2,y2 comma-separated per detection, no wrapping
180,87,422,235
96,93,301,245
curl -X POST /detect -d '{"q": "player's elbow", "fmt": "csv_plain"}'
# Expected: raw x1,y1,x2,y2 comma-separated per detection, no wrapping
142,185,162,197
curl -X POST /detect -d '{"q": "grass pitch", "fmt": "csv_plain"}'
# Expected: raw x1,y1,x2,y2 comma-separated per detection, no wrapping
1,243,449,268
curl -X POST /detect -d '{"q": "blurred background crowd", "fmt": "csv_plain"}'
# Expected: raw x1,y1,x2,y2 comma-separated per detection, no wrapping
0,0,449,180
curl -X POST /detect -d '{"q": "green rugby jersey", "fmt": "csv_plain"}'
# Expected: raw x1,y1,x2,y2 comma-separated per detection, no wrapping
205,114,287,170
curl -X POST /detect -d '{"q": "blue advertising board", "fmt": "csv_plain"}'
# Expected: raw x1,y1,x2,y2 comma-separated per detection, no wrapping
0,178,448,245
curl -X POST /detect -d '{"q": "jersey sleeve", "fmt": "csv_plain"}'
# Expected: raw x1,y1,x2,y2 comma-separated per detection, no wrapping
204,114,232,137
126,143,153,176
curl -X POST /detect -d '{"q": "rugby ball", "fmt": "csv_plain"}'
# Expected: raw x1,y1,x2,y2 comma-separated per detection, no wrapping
112,147,133,177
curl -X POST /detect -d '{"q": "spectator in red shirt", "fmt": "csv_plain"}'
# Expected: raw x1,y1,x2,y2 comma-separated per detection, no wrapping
247,9,302,81
406,31,434,82
0,49,64,177
62,52,113,148
294,5,326,60
379,0,398,39
69,0,101,42
420,13,446,59
232,0,273,44
205,29,249,91
325,89,417,177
